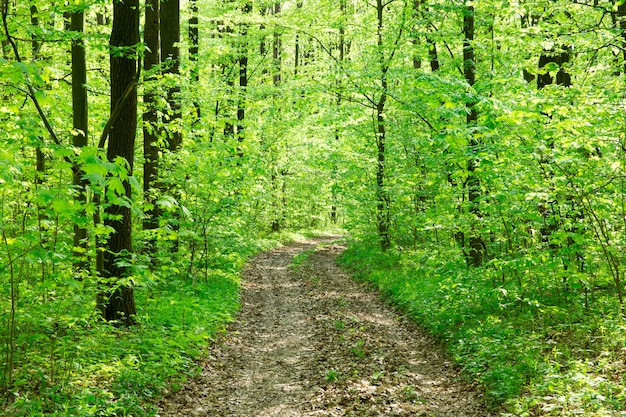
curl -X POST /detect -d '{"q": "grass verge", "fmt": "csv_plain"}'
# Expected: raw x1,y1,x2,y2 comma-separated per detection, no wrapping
0,238,286,417
338,239,626,416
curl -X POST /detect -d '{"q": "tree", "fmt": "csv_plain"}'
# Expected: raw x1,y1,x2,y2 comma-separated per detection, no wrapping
98,0,139,325
463,1,484,266
143,0,160,244
161,0,182,151
374,0,392,251
237,2,252,157
189,0,200,120
71,2,89,270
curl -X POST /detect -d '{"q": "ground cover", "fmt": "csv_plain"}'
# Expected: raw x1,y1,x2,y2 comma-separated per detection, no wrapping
338,240,626,416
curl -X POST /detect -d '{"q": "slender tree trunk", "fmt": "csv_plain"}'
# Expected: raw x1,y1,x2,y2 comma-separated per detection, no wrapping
273,2,282,86
270,2,284,233
71,5,89,270
236,2,251,159
536,21,571,252
189,0,200,120
375,0,391,251
612,1,626,74
464,2,483,266
98,0,139,326
143,0,160,247
160,0,182,252
161,0,182,151
30,4,45,186
30,4,39,58
331,0,346,223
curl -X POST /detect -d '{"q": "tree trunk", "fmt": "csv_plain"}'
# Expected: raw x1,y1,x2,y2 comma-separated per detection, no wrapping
142,0,161,262
611,3,626,75
98,0,139,326
376,0,391,251
237,2,251,159
71,5,89,270
189,0,200,120
30,4,45,187
269,2,285,233
273,3,282,86
143,0,160,244
464,2,483,267
331,0,346,223
161,0,182,151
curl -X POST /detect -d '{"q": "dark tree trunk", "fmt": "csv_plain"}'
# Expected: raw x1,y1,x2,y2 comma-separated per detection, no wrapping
99,0,139,326
331,0,346,223
237,2,251,158
375,0,391,251
30,4,39,58
464,3,483,267
143,0,160,243
161,0,182,151
30,4,45,186
71,6,89,270
272,3,282,86
269,2,285,233
189,0,200,120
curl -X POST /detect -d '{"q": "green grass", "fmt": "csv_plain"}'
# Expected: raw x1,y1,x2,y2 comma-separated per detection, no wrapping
338,239,626,416
0,235,286,417
0,271,241,417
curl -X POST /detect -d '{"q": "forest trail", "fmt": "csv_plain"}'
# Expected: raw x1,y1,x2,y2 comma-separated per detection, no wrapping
158,237,495,417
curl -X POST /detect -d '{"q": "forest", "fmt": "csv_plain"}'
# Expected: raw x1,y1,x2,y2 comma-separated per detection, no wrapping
2,0,626,415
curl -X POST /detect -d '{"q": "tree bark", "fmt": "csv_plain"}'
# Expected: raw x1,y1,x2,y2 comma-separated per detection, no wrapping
237,2,251,158
99,0,139,326
143,0,160,242
464,3,483,267
161,0,182,151
71,5,89,270
375,0,391,251
29,4,45,187
189,0,200,120
331,0,346,223
273,3,282,87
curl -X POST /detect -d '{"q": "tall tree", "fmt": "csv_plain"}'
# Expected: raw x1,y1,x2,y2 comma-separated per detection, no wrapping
374,0,391,251
270,1,285,233
71,2,89,269
463,1,484,266
189,0,200,120
30,3,45,186
99,0,139,325
143,0,160,244
330,0,347,223
161,0,181,151
236,2,252,157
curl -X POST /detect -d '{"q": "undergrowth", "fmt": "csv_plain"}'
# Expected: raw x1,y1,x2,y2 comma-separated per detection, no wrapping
0,237,291,417
0,229,339,417
339,239,626,416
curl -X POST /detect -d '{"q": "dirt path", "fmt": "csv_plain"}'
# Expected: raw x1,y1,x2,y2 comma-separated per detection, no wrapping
158,237,496,416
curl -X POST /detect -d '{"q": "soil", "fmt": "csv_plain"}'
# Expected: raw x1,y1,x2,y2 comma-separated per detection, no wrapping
157,237,497,417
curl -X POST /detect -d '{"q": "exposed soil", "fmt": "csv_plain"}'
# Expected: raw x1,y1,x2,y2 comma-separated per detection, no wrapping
157,237,497,416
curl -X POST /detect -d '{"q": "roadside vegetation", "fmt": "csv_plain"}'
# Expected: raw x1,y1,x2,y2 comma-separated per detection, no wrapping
340,240,626,416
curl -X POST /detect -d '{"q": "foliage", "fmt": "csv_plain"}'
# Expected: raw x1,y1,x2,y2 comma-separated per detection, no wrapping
4,0,626,414
0,228,283,416
339,240,626,415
